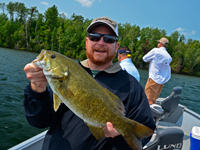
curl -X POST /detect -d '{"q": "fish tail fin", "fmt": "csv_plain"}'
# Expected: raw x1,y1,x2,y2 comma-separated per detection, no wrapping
122,119,154,150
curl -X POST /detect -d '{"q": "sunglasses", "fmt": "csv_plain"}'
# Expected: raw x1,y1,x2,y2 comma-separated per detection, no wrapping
87,33,118,43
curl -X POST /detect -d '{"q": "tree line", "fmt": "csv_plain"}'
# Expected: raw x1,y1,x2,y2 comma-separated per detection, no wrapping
0,2,200,76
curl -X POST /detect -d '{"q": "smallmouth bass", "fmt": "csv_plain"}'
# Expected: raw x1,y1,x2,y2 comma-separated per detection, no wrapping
33,50,153,150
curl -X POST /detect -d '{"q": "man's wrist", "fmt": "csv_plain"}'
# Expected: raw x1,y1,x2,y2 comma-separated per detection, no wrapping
31,83,46,93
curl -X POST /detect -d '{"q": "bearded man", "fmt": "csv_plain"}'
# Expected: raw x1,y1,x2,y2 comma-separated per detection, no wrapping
23,16,156,150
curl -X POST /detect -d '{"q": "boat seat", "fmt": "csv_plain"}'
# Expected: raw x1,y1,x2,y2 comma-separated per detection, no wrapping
143,128,184,150
150,86,182,124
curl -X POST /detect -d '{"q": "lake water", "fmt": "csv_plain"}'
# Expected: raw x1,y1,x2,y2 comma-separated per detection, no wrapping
0,47,200,150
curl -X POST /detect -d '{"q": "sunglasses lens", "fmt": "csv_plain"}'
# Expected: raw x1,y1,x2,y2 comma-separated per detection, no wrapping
88,33,117,43
103,35,116,43
88,34,101,41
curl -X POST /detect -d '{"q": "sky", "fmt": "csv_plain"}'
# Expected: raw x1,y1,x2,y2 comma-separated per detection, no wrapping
1,0,200,41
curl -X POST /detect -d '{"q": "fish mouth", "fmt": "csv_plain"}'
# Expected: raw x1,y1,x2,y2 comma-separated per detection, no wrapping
45,65,58,72
44,65,61,79
33,50,47,66
37,50,46,60
33,60,45,68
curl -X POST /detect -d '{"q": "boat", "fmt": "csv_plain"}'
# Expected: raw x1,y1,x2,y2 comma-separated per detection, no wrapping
8,86,200,150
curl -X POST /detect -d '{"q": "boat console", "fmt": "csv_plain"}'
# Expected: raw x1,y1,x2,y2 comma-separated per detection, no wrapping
144,128,184,150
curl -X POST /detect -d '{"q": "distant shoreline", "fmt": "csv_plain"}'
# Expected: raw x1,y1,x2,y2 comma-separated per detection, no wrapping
1,47,200,78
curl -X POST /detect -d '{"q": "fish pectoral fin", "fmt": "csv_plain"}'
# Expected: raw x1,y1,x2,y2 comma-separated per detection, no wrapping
58,83,74,98
53,93,62,111
84,122,105,141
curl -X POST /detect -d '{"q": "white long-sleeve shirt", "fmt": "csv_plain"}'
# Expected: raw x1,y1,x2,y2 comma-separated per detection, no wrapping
120,58,140,82
143,47,172,84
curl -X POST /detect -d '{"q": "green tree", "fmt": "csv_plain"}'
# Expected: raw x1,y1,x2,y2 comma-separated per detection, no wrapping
15,2,28,23
0,3,6,14
13,24,26,49
125,24,140,52
44,29,51,50
44,5,58,31
6,2,15,20
51,27,58,51
28,6,38,28
0,14,8,46
71,13,84,22
168,31,180,56
184,40,200,74
171,42,186,73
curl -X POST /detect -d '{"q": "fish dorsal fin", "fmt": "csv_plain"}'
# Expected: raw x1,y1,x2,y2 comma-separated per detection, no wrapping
53,93,62,111
104,88,125,115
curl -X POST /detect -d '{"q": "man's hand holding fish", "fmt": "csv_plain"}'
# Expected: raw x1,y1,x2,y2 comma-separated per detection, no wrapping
24,60,47,93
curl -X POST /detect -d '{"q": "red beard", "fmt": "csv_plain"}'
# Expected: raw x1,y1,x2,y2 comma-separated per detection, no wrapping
86,46,116,65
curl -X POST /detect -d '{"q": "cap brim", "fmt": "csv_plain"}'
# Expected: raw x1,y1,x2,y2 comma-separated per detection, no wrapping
86,21,118,36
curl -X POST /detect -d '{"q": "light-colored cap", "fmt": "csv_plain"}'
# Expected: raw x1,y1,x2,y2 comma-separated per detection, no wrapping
191,126,200,140
157,37,169,47
86,17,118,37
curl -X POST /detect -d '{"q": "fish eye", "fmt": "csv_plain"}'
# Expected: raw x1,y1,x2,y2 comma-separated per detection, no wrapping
51,54,56,59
